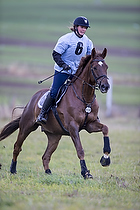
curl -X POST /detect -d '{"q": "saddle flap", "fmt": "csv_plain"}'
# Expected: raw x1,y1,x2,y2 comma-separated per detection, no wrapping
38,83,69,109
38,91,50,108
55,83,69,105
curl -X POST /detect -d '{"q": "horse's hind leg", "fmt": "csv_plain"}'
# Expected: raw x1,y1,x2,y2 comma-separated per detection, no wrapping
42,133,61,174
10,122,38,173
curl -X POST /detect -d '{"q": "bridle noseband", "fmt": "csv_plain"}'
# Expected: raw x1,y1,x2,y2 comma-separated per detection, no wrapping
91,59,108,90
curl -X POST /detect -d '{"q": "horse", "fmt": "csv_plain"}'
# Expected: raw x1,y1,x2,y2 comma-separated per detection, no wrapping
0,48,111,179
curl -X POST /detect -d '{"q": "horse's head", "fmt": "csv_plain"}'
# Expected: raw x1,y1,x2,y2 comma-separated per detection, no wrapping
90,48,110,93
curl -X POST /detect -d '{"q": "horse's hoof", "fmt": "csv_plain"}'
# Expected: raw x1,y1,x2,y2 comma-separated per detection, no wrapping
100,155,110,167
45,169,52,174
10,159,17,174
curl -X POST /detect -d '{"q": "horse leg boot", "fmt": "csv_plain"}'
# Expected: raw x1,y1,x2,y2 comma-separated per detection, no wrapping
36,92,54,124
100,136,111,167
80,160,93,179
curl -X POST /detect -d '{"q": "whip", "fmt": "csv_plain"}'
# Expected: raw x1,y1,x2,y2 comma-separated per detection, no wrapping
38,73,57,84
38,69,66,84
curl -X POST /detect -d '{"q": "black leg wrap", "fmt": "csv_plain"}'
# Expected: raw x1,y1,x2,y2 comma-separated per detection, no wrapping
80,160,93,179
10,159,17,174
103,136,111,154
80,160,87,176
100,155,111,167
45,169,52,174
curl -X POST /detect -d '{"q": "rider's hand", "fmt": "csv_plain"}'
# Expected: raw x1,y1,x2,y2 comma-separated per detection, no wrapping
62,63,71,71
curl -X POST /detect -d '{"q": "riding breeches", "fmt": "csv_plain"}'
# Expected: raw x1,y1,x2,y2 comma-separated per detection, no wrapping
50,70,70,99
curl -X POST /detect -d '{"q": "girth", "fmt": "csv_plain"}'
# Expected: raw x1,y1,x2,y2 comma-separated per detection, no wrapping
51,105,93,135
51,105,69,135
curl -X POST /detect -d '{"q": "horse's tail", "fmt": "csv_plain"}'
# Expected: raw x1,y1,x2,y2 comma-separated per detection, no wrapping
0,116,21,141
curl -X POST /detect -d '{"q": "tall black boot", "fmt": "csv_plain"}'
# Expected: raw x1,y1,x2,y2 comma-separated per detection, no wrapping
36,92,54,124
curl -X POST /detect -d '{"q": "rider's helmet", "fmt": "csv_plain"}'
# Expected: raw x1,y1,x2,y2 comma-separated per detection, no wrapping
73,16,90,28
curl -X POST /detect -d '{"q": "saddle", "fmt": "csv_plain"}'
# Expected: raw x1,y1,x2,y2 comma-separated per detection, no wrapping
38,81,70,109
38,79,93,135
55,81,70,106
52,82,70,135
38,81,70,135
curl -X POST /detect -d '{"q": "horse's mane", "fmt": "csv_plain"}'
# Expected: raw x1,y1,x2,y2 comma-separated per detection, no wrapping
78,54,91,71
75,50,103,76
71,55,91,82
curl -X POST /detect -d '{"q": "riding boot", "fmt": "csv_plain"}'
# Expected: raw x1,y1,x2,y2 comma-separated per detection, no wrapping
36,92,54,124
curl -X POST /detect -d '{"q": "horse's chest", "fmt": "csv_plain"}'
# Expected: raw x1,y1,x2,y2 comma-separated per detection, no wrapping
71,106,96,123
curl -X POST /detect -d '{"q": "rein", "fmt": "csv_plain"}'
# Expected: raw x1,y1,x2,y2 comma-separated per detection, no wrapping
71,82,96,130
72,74,95,89
71,82,96,106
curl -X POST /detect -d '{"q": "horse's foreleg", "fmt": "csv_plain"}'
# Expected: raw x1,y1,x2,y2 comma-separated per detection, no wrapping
99,124,111,167
69,121,93,179
42,133,61,174
100,135,111,167
86,120,111,167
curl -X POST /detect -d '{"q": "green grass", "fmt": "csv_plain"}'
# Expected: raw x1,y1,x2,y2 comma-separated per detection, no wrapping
0,116,140,210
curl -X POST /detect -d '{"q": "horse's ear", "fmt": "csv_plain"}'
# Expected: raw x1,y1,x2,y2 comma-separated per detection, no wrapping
101,48,107,59
91,48,96,59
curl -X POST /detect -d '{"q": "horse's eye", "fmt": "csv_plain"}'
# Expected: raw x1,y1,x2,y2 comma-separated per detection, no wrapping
93,67,97,70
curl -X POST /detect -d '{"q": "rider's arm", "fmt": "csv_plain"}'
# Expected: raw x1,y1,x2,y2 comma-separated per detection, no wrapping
52,50,70,71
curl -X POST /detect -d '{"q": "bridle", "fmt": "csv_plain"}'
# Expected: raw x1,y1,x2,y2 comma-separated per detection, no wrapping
90,59,109,90
71,57,108,107
71,58,108,90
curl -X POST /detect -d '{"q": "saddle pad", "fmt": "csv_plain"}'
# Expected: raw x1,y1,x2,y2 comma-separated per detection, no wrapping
38,91,50,108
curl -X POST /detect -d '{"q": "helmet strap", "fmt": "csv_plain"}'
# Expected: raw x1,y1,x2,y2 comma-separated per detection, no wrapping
74,26,83,38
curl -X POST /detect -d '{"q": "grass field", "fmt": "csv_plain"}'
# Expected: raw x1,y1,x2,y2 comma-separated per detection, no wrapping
0,116,140,210
0,0,140,108
0,0,140,209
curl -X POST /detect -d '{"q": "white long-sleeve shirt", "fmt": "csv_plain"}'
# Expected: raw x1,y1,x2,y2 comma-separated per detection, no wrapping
53,32,93,75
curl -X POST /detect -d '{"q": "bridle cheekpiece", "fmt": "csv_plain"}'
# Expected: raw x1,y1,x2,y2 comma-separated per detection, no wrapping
90,59,108,90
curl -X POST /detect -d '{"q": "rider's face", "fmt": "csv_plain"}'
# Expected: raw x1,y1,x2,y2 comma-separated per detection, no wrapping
77,25,87,36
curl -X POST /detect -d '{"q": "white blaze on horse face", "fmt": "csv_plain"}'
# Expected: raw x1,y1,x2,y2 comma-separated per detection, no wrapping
98,61,103,66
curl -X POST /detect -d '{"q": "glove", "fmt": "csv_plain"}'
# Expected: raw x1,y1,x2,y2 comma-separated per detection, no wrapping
62,63,71,71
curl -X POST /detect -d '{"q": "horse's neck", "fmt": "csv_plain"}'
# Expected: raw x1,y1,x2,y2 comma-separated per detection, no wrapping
83,82,95,103
74,65,95,103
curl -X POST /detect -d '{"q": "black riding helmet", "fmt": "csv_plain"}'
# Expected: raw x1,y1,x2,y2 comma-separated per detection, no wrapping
73,16,90,28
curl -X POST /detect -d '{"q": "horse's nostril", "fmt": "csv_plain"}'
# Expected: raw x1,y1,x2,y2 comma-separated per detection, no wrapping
101,84,106,89
101,84,110,92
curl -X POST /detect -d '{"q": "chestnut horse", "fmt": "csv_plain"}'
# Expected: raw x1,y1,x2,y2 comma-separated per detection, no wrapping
0,48,111,179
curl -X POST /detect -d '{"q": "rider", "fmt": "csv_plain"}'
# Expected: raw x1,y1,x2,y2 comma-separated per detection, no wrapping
37,16,93,124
